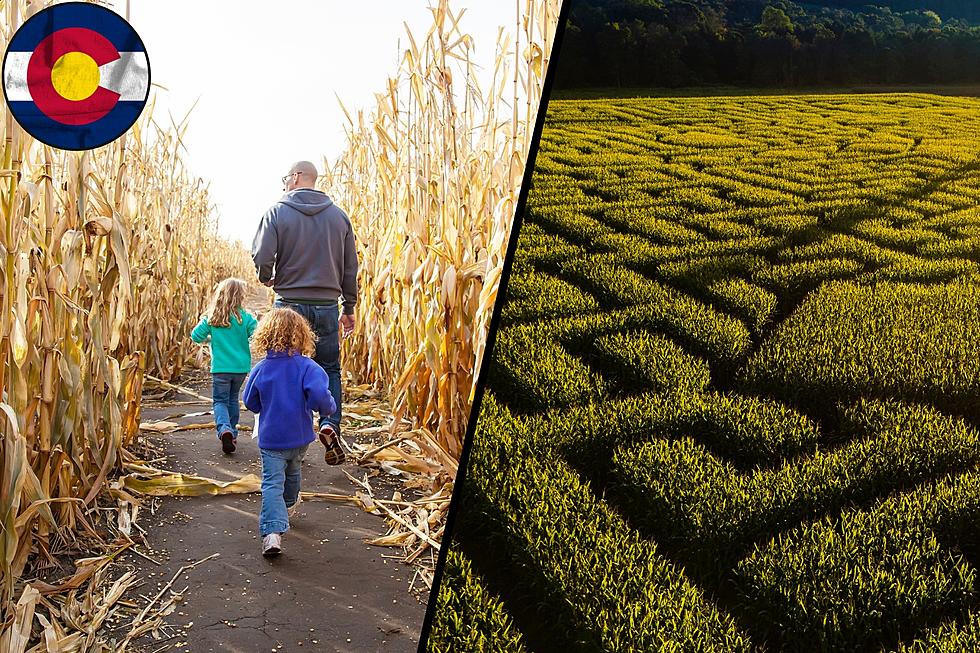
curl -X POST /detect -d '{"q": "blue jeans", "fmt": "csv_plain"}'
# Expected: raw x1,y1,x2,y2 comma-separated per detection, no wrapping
212,373,247,438
274,301,342,435
259,444,309,536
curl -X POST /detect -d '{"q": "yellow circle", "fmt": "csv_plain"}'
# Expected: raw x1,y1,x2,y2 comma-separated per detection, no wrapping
50,52,100,101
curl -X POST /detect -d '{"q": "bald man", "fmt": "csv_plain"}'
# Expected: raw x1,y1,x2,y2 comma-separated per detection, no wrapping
251,160,358,465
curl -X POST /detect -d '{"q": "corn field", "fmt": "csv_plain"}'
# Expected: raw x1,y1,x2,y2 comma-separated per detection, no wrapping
325,0,561,460
428,92,980,651
0,0,254,641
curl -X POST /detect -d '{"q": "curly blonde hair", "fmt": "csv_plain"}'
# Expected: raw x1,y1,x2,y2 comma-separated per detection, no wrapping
205,278,246,328
252,307,317,356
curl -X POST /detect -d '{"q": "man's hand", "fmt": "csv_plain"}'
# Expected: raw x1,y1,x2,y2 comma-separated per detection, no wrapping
262,278,274,287
340,313,355,339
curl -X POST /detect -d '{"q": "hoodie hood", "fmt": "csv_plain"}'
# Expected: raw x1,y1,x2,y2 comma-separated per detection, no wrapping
279,188,334,216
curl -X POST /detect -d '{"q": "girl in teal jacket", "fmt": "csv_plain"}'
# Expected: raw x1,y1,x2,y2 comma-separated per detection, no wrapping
191,278,257,454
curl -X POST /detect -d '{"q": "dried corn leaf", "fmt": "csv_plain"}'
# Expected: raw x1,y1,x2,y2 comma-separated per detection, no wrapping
138,421,180,433
366,531,416,547
0,585,39,653
119,471,260,496
29,554,114,595
35,612,85,653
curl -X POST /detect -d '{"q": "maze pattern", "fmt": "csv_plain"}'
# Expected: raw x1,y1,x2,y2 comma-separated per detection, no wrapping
427,95,980,653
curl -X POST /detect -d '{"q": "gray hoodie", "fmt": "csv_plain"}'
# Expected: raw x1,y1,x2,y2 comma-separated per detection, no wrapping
251,189,358,314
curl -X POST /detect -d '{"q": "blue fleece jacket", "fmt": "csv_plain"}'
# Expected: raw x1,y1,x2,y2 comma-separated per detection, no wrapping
242,351,337,450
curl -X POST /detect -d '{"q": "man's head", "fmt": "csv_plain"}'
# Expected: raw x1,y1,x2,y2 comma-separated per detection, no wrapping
282,160,318,191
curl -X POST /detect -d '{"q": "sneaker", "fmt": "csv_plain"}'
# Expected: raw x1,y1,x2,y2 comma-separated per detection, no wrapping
262,533,281,557
220,430,235,454
318,424,345,465
286,495,302,518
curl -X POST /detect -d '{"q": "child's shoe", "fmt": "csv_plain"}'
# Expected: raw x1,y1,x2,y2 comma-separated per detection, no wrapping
318,424,345,465
287,495,302,518
262,533,281,557
220,430,236,454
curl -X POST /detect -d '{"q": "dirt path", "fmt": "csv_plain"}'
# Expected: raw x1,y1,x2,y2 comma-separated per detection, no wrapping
124,292,428,653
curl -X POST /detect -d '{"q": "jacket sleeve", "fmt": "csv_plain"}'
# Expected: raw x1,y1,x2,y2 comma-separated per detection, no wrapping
244,311,258,339
302,361,336,417
252,207,278,284
242,365,262,413
190,317,210,343
341,216,359,315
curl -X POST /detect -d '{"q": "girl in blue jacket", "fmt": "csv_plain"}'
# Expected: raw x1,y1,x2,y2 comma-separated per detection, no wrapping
243,307,336,557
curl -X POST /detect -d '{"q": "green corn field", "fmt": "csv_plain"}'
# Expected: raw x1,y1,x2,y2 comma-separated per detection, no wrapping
428,93,980,652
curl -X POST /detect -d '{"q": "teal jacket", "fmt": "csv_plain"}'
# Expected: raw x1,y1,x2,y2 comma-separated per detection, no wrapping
190,309,257,373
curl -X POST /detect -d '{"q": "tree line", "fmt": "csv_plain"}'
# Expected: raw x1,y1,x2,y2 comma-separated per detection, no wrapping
555,0,980,88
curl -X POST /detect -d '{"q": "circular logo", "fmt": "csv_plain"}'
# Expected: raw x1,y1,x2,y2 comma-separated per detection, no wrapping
2,2,150,150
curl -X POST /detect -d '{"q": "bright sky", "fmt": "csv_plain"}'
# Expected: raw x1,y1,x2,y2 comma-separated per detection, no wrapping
108,1,522,246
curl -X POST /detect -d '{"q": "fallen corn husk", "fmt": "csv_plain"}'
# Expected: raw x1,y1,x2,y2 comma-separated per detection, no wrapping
138,420,251,434
138,421,180,433
117,463,260,496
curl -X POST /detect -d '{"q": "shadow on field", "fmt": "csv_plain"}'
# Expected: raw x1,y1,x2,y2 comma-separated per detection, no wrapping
452,487,603,653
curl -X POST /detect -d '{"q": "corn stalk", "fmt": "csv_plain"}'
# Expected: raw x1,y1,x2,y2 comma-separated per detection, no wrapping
325,0,560,460
0,0,254,638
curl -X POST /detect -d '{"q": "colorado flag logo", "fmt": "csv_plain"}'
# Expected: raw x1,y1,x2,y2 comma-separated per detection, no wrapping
2,2,150,150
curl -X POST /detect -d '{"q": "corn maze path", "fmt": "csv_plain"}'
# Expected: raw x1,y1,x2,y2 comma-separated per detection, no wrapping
432,94,980,653
123,291,426,653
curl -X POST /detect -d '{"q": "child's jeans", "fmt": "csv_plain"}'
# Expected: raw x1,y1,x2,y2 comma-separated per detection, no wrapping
212,373,247,439
259,444,310,536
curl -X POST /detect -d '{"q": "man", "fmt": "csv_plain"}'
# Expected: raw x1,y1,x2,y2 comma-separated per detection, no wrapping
251,160,357,465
